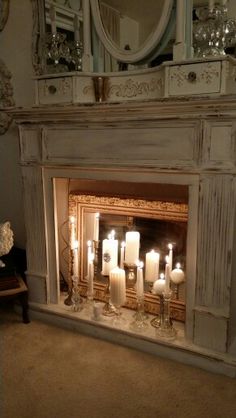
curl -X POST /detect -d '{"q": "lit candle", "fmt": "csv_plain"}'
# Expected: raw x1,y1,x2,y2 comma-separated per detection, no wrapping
145,250,160,282
87,240,92,276
70,216,76,250
120,241,125,269
168,243,173,272
153,273,166,296
125,231,140,264
73,240,79,277
74,14,80,42
110,267,126,307
93,212,100,242
209,0,214,10
136,261,144,298
170,263,185,285
49,4,57,35
88,253,94,296
101,232,118,275
165,256,170,292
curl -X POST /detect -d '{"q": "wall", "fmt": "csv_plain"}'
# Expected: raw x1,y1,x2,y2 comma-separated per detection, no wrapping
0,0,34,248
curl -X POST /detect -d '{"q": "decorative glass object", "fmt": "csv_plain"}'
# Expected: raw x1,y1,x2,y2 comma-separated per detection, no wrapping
102,276,116,316
71,275,83,312
193,4,236,57
130,295,148,331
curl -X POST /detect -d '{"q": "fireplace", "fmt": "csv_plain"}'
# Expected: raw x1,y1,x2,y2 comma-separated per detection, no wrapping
13,97,236,376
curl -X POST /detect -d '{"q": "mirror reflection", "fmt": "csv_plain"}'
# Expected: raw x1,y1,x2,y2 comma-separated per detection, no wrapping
69,193,188,319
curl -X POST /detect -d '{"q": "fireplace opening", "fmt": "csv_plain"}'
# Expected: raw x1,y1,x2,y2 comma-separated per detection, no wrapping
54,178,189,324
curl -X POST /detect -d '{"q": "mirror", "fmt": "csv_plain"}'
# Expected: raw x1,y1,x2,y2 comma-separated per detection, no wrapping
90,0,175,65
69,193,188,321
32,0,176,74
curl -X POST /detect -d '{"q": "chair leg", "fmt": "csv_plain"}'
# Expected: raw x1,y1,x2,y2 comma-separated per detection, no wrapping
19,291,30,324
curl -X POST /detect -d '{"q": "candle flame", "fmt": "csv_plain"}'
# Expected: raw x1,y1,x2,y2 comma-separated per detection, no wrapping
70,216,75,224
111,230,115,239
95,212,100,219
87,240,92,246
89,253,95,262
165,255,169,263
121,241,126,248
160,273,165,280
136,260,143,268
168,243,173,250
176,262,181,269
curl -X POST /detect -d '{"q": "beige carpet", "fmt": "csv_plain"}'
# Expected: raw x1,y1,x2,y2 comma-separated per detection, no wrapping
1,305,236,418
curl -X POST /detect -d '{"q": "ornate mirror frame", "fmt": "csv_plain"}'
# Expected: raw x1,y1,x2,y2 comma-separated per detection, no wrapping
90,0,175,64
69,193,188,322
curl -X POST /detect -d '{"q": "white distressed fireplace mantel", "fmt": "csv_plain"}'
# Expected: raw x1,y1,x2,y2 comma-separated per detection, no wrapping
11,95,236,375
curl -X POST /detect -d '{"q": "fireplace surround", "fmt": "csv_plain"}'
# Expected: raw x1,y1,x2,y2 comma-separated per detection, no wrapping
12,96,236,376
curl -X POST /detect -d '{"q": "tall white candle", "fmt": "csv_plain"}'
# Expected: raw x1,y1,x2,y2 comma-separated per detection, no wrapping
165,256,170,292
73,240,79,277
168,243,173,272
93,212,100,241
87,240,92,276
136,261,144,298
110,267,126,306
70,216,76,250
125,231,140,264
120,241,125,269
101,233,118,275
145,250,160,282
88,253,94,296
209,0,214,10
49,4,57,35
74,14,80,42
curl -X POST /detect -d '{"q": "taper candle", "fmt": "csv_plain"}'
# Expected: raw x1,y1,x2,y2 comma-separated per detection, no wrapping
120,241,125,269
70,216,76,250
136,261,144,298
93,212,100,242
168,243,173,272
73,240,79,277
165,256,170,292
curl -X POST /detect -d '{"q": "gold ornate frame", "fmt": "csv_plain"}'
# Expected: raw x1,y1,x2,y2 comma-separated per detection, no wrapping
69,193,188,322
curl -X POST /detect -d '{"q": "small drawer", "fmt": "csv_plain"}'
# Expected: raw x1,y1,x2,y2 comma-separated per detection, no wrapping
168,61,221,96
37,77,73,104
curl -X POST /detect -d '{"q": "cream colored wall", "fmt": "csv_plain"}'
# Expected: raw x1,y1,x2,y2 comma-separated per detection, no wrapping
0,0,34,248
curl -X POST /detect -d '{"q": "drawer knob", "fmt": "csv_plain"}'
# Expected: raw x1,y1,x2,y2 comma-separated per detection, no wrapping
188,71,197,82
48,85,57,94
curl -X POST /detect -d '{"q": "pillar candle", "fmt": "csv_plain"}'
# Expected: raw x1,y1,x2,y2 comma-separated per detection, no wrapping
125,231,140,264
145,250,160,282
110,267,126,307
120,241,125,269
170,263,185,284
165,256,170,292
101,234,118,275
136,261,144,298
70,216,76,250
93,212,100,242
49,4,57,35
74,14,80,42
168,243,173,272
153,273,166,296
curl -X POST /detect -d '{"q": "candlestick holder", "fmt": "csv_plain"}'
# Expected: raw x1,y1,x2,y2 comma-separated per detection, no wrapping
130,296,148,332
93,240,99,279
102,277,116,317
155,290,176,339
124,262,137,289
71,275,83,312
150,294,164,329
64,248,75,306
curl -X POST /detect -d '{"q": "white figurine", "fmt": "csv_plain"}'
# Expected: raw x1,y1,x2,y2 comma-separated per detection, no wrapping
0,221,14,267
